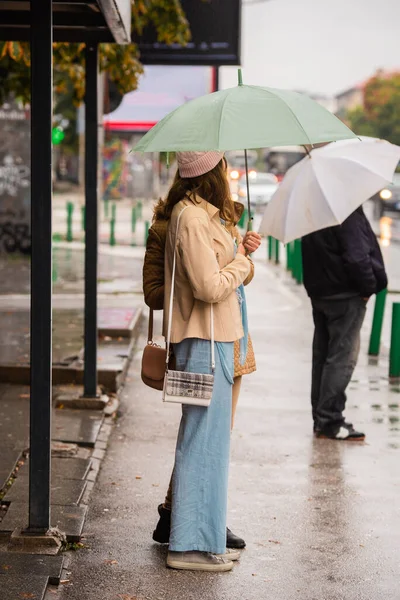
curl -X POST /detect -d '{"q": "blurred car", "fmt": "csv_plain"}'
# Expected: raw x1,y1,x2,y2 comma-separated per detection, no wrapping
234,172,279,212
226,150,258,194
372,173,400,218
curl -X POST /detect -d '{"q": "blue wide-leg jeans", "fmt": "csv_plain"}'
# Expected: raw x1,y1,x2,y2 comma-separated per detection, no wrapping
169,338,234,555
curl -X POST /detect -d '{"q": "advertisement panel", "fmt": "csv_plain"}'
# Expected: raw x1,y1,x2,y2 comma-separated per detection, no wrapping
137,0,241,66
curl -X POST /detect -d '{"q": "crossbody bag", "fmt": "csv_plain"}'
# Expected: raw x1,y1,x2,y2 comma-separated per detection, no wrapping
162,205,215,407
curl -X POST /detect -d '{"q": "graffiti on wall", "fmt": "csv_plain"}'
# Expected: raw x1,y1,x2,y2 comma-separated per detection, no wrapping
0,100,31,254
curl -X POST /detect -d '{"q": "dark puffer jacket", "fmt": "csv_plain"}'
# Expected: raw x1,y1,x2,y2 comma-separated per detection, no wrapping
302,206,388,299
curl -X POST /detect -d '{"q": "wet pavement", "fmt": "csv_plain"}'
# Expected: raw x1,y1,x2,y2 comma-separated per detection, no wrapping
55,251,400,600
0,246,143,296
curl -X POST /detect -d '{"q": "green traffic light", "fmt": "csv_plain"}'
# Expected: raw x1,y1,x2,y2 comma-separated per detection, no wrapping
52,127,65,145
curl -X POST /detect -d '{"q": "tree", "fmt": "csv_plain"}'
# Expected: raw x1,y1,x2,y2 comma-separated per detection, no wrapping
346,71,400,146
0,0,190,105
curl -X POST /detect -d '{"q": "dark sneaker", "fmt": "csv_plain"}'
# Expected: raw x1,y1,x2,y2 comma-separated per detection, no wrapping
153,504,171,544
226,528,246,549
316,423,365,441
153,504,246,548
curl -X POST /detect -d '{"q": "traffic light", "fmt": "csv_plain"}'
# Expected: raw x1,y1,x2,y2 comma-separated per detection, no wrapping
52,127,65,145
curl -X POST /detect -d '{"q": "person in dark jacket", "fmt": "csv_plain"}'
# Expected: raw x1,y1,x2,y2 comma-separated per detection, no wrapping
302,206,388,440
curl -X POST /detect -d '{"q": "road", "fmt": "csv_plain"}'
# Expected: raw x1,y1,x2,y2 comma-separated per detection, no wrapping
55,246,400,600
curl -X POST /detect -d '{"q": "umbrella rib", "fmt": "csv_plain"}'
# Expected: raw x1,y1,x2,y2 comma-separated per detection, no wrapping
263,89,313,146
217,91,231,150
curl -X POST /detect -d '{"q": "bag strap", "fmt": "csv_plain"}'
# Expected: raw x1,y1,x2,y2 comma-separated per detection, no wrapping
147,308,154,343
166,206,215,373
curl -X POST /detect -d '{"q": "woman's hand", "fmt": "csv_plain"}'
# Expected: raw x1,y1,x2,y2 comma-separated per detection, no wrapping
243,231,262,254
237,243,247,256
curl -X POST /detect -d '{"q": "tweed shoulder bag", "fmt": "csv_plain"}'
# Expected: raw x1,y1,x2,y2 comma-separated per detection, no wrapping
163,206,215,407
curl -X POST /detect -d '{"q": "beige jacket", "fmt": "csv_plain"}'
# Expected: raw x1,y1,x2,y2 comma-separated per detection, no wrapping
163,196,252,343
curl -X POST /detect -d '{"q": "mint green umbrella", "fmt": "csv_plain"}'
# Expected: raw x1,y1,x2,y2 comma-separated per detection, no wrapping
134,71,356,225
134,71,356,153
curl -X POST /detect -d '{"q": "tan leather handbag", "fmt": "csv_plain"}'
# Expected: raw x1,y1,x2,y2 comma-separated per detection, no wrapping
141,308,167,391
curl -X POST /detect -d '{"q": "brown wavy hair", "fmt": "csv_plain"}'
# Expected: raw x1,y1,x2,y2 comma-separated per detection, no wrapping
153,158,234,225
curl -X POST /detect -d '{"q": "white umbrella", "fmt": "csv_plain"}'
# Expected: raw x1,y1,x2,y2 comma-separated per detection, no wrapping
259,137,400,243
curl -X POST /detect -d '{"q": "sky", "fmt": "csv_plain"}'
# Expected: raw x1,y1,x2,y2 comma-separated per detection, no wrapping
221,0,400,96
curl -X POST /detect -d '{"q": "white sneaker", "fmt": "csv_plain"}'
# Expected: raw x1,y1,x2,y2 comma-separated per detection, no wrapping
167,551,234,572
216,548,241,561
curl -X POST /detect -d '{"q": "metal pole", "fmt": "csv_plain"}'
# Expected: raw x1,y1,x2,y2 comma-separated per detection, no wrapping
390,303,400,379
83,43,99,398
28,0,52,533
214,66,220,92
368,289,387,356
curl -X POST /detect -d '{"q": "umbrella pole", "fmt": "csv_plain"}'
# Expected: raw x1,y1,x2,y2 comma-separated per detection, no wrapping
244,149,252,231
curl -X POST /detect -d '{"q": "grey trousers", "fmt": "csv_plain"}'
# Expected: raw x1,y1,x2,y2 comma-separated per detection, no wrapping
311,296,367,432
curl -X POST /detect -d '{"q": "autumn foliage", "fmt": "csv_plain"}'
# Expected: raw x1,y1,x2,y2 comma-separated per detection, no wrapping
347,71,400,146
0,0,190,105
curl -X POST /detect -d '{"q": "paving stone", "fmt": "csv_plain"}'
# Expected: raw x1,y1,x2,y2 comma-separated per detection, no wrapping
98,307,140,338
0,504,87,542
0,449,22,488
51,442,78,457
0,573,48,600
0,552,64,584
91,448,105,461
52,409,104,447
0,396,29,449
18,458,91,481
3,478,87,506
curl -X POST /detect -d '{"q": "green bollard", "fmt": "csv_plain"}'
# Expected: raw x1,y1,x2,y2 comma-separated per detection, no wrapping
268,236,273,261
368,289,387,356
137,201,143,220
274,238,280,264
286,242,293,272
66,201,74,242
81,206,85,231
389,303,400,379
238,208,248,229
293,239,303,284
144,220,150,245
131,206,137,234
104,198,109,219
110,203,116,246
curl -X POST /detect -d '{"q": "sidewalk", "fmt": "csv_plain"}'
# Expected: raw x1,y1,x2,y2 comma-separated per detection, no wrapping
0,243,145,599
54,251,400,600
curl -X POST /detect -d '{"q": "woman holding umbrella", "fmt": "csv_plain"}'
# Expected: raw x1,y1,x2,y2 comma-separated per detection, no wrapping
143,151,261,571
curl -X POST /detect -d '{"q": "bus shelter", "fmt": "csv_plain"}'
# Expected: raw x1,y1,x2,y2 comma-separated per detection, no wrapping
0,0,131,536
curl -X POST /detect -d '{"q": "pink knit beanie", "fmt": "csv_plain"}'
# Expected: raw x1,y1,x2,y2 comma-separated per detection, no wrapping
176,151,224,178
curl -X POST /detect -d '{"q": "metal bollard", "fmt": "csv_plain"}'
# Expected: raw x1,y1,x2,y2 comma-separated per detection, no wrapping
110,203,116,246
131,206,137,233
66,201,74,242
144,220,150,245
389,303,400,379
137,200,143,220
368,289,387,356
268,236,273,261
238,208,248,229
293,239,303,284
286,242,291,272
274,238,280,264
81,206,85,231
